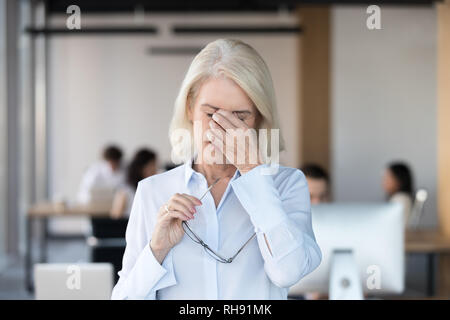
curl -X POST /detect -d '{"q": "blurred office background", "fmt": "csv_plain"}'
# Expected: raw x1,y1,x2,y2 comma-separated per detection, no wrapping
1,0,450,299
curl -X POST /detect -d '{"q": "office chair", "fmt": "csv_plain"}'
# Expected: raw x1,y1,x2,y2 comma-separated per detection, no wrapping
87,217,128,283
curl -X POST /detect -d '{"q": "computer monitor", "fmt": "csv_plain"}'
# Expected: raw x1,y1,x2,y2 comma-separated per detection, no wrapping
34,263,114,300
289,203,404,299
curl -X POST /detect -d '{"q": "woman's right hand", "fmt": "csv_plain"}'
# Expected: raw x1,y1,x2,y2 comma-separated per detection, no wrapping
150,193,202,264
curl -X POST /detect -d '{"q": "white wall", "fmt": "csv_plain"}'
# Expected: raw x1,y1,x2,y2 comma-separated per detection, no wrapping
331,5,437,227
48,13,300,206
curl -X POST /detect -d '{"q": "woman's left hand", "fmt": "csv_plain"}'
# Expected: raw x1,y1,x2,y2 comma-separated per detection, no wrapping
206,109,262,174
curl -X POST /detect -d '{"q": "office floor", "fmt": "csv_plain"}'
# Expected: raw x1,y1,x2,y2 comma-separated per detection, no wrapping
0,238,430,300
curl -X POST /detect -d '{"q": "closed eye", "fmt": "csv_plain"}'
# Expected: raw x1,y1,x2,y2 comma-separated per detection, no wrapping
233,112,248,121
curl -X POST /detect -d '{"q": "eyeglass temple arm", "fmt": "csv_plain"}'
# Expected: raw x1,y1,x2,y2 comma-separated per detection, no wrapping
229,232,257,261
198,177,221,201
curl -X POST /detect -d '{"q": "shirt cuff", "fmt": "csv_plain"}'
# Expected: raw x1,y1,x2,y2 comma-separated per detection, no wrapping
124,245,177,299
230,164,288,233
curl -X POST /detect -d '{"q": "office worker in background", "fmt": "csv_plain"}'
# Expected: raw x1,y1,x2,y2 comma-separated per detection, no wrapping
112,39,321,299
301,164,330,204
111,149,158,219
382,162,414,225
77,145,125,205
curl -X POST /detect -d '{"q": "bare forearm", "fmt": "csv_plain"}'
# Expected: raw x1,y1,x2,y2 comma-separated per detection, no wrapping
150,241,171,265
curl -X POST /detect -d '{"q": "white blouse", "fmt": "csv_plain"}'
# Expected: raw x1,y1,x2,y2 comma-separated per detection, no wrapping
111,162,321,299
390,192,413,226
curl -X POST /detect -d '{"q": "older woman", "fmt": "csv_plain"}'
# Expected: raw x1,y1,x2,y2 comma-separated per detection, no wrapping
111,39,321,300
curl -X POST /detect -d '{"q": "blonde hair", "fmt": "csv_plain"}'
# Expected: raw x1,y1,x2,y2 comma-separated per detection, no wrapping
169,38,284,164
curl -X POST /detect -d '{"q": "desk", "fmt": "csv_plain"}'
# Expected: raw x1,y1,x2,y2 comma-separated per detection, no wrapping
25,202,111,292
405,229,450,297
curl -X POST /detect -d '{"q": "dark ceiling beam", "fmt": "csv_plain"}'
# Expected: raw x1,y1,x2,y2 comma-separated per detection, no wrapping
148,46,203,55
172,25,302,34
24,26,158,36
24,25,302,37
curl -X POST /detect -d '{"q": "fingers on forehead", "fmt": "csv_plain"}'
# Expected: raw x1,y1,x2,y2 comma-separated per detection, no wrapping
213,113,234,128
217,109,247,127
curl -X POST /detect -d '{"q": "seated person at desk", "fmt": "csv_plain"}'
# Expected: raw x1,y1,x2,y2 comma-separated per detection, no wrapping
77,145,125,205
382,161,414,226
110,149,158,218
301,164,330,204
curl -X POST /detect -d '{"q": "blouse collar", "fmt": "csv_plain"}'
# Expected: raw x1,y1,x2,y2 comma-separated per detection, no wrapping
183,158,241,187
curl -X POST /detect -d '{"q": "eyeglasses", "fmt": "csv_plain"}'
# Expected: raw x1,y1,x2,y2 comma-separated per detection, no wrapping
182,177,257,263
